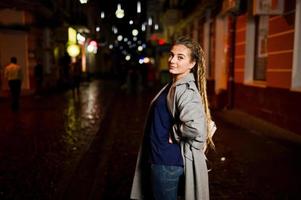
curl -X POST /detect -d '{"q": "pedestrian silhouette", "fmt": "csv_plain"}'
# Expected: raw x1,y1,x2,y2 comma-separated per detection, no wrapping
70,59,82,96
34,60,44,96
4,57,22,111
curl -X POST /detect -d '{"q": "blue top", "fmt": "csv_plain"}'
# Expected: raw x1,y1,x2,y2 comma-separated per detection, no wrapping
148,85,183,166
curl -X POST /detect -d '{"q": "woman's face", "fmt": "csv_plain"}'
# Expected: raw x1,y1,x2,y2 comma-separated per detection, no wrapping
168,44,196,81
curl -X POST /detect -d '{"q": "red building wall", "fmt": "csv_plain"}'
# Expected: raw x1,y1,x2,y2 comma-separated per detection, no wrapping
234,14,247,83
267,11,295,88
233,3,301,135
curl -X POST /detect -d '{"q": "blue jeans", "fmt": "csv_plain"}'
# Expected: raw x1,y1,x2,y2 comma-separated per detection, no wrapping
151,164,184,200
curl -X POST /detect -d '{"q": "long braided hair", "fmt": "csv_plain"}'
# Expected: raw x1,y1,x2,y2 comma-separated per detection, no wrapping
173,36,215,152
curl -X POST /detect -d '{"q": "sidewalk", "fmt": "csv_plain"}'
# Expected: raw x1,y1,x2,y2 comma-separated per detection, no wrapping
216,109,301,145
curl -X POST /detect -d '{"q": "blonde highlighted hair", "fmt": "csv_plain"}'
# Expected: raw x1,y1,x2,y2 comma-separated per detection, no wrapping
172,36,215,152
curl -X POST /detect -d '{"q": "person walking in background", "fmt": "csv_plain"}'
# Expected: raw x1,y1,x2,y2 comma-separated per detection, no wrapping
130,37,216,200
70,59,82,96
4,57,22,111
34,59,44,97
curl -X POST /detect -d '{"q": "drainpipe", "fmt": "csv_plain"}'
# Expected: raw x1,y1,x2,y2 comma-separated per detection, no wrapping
228,14,237,109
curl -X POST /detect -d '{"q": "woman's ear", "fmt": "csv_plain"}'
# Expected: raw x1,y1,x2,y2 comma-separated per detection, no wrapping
189,61,196,70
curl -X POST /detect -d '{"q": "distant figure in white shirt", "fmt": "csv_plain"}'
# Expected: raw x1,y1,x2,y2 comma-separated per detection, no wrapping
4,57,22,111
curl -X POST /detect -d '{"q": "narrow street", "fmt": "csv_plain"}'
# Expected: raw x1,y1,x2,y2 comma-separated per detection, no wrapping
0,80,300,200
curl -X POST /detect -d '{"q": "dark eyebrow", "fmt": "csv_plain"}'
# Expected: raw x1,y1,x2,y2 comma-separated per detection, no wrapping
169,51,186,57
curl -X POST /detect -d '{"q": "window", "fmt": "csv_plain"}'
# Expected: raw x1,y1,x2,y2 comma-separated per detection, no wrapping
292,0,301,90
254,15,269,81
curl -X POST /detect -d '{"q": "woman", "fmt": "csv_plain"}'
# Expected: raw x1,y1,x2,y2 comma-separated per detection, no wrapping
131,37,216,200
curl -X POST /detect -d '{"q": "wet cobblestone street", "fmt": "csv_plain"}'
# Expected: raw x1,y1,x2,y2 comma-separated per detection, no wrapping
0,79,301,200
0,80,117,200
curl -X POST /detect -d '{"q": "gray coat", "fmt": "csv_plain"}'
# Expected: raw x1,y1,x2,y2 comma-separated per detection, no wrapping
131,73,209,200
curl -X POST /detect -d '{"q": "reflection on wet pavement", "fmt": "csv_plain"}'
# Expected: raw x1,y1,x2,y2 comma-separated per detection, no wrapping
0,80,117,200
1,79,301,200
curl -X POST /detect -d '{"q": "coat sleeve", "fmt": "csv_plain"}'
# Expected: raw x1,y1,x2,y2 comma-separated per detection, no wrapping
172,84,207,147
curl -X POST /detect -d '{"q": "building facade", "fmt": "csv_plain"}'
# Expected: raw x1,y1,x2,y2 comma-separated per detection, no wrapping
0,0,95,95
158,0,301,136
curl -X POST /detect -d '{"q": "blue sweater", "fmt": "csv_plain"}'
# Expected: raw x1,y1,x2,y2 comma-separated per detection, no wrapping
148,85,183,166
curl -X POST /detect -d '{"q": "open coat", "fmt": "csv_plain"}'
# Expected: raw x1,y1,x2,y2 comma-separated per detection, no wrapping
130,73,209,200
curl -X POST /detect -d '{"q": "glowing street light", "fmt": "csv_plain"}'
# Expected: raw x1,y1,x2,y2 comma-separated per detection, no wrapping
141,23,146,31
79,0,88,4
132,29,139,36
125,55,131,61
117,35,123,41
137,1,141,13
115,4,124,19
67,44,80,57
112,26,118,34
101,11,105,19
137,46,143,51
148,17,152,26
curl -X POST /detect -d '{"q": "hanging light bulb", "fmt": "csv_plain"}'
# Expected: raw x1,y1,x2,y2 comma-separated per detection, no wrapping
141,23,146,31
117,35,123,41
132,29,139,36
101,11,105,19
115,3,125,19
148,17,152,26
137,1,141,13
79,0,88,4
112,26,118,34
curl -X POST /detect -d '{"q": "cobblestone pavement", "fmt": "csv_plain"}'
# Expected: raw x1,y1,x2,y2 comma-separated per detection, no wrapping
0,80,117,200
1,80,301,200
61,83,301,200
206,120,301,200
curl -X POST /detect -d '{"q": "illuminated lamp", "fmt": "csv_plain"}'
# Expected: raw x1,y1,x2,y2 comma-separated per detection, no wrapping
67,44,80,57
125,55,131,61
158,38,166,45
117,35,123,41
68,27,77,44
101,11,105,19
87,40,98,54
115,4,124,19
137,46,143,51
137,1,141,13
139,58,144,64
132,29,139,36
148,17,152,26
141,23,146,31
79,0,88,4
77,33,85,45
143,57,150,63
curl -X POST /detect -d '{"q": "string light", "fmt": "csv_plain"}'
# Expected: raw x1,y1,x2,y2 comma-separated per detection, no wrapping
148,17,152,26
79,0,88,4
137,1,141,13
101,11,105,19
132,29,139,36
115,3,125,19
